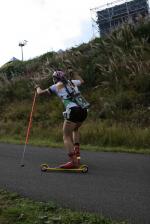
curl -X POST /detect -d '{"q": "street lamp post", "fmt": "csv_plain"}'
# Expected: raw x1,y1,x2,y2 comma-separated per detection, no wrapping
18,40,28,61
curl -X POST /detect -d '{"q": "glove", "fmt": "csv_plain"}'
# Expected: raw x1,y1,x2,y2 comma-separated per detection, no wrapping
37,87,42,95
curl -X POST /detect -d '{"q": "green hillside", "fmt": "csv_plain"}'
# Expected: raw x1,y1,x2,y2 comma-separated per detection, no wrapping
0,18,150,151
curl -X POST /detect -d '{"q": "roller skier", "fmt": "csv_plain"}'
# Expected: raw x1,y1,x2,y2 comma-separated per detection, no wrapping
36,69,89,171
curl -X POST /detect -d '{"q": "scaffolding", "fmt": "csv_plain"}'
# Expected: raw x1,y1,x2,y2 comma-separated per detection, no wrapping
91,0,149,37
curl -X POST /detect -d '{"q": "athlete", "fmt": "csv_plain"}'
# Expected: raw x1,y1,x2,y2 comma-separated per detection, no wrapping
36,70,88,169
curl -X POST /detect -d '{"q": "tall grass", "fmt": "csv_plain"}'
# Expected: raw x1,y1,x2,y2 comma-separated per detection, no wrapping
0,117,150,150
80,120,150,149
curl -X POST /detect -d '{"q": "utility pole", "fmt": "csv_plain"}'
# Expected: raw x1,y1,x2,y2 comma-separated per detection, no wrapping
18,40,28,61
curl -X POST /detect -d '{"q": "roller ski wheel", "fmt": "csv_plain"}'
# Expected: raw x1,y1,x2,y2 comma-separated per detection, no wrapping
40,164,49,172
80,165,88,173
40,164,88,173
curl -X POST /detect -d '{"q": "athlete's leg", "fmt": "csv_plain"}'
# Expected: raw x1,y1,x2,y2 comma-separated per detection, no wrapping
63,120,77,153
72,123,82,144
73,123,82,165
60,120,79,168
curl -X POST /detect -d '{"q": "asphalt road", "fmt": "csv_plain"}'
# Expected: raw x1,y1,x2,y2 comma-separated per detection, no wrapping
0,143,150,224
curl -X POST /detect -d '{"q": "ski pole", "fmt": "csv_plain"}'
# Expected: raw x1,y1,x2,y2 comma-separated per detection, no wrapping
20,90,37,167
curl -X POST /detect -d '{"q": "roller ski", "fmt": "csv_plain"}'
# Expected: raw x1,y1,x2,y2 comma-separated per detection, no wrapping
40,164,88,173
40,151,88,173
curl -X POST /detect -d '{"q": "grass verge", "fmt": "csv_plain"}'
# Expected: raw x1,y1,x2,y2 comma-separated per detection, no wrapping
0,189,128,224
0,135,150,155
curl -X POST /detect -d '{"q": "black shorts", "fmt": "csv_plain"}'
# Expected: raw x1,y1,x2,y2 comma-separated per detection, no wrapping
67,107,87,123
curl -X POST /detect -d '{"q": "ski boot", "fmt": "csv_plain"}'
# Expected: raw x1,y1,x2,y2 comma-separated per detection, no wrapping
59,151,79,169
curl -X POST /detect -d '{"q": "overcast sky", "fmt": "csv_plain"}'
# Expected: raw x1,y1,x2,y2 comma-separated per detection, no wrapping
0,0,149,66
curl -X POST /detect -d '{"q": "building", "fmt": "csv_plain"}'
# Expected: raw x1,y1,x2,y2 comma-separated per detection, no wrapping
96,0,149,36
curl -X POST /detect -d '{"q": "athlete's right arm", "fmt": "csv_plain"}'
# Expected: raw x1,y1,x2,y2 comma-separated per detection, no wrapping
36,87,51,95
73,74,84,84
